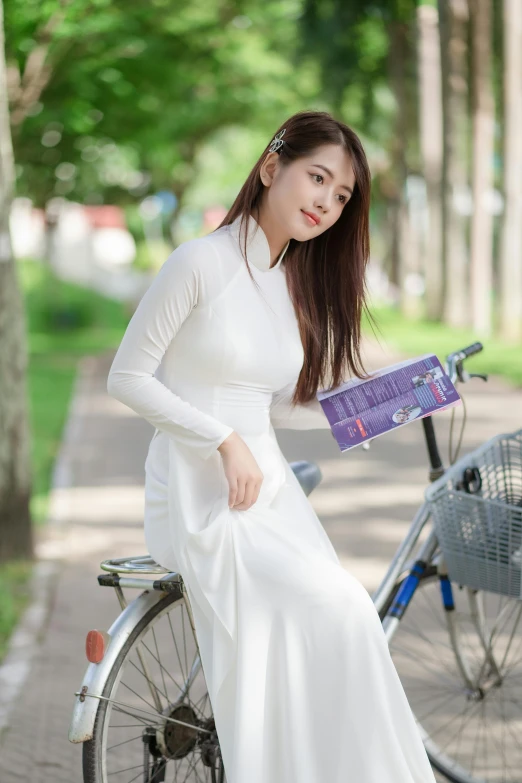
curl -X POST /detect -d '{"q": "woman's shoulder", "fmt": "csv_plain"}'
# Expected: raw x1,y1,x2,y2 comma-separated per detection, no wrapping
161,227,234,273
154,226,239,301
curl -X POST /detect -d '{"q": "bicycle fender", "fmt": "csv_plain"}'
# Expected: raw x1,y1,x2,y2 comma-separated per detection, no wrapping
68,588,173,743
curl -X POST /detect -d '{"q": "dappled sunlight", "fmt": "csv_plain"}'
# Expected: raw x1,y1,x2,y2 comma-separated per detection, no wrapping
312,482,425,516
47,484,146,526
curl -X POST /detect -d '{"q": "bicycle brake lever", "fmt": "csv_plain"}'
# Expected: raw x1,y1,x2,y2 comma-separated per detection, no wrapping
458,367,488,383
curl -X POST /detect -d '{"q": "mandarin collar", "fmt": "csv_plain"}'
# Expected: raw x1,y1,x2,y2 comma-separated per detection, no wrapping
227,213,290,273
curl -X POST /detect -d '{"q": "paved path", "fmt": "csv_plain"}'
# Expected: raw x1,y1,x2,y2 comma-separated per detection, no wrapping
0,340,520,781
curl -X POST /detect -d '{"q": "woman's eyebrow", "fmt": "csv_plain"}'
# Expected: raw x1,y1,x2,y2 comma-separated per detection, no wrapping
311,164,353,194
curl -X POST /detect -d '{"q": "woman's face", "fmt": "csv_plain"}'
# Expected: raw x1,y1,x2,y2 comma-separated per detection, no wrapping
259,143,356,242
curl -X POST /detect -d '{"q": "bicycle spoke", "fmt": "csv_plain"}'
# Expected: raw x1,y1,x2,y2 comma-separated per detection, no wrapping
415,687,471,727
500,606,522,673
469,699,485,778
392,612,457,655
110,723,154,729
105,695,212,733
111,705,164,728
126,764,160,783
391,642,463,691
180,753,200,783
193,761,208,783
152,624,169,704
124,632,205,720
389,570,522,783
181,606,189,684
426,689,488,743
91,595,218,783
107,734,144,752
107,762,144,776
127,657,169,703
168,611,193,694
120,678,162,715
134,636,187,698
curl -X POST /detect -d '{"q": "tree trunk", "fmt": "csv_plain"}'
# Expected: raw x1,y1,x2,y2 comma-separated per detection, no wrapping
439,0,470,328
417,2,444,321
388,18,422,319
499,0,522,342
0,0,33,562
469,0,494,336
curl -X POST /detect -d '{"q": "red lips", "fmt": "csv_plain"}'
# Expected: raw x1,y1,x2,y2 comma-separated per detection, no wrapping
302,210,321,226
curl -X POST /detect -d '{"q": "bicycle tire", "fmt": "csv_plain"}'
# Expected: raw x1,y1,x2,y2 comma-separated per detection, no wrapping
382,565,522,783
82,589,221,783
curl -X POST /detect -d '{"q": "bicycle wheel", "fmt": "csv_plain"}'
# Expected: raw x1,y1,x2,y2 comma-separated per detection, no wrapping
383,565,522,783
82,589,225,783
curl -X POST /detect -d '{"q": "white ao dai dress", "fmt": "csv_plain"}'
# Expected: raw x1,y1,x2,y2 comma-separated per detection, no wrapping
107,213,437,783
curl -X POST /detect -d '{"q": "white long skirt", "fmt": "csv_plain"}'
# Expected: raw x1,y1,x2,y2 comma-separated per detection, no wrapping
144,431,437,783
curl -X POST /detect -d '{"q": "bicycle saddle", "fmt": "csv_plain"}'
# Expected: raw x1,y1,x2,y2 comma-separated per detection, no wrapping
289,460,323,497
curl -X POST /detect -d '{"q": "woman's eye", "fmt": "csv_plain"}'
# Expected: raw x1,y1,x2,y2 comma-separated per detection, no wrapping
312,173,347,204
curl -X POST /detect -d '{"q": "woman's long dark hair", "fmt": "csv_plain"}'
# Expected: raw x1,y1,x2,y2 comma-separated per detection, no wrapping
215,110,376,405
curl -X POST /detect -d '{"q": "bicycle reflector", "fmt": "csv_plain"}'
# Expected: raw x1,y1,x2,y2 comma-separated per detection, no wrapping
86,630,111,663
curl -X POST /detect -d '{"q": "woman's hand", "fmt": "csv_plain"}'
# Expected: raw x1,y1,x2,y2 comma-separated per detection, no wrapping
217,432,264,510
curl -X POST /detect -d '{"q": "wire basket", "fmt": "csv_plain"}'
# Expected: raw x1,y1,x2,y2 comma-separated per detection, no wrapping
425,428,522,599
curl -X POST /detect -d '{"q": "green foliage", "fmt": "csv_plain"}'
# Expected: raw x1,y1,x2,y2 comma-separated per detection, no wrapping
18,261,130,522
28,351,77,523
298,0,402,121
0,561,32,662
364,305,522,387
123,203,146,243
6,0,313,206
21,261,129,334
132,240,174,272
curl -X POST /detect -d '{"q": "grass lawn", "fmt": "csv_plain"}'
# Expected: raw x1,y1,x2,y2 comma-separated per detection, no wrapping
22,261,131,523
0,261,130,661
364,304,522,388
0,561,33,661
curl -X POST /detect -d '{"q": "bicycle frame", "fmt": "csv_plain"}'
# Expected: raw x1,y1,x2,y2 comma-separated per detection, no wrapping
370,412,448,636
373,344,487,631
371,501,439,621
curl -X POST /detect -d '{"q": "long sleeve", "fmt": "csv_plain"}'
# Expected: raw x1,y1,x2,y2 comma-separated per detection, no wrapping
107,240,234,460
270,381,331,430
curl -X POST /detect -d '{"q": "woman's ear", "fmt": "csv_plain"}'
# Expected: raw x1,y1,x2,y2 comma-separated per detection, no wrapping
259,151,280,187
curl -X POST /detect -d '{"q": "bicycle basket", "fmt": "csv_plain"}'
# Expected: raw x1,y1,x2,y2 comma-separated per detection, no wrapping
425,428,522,599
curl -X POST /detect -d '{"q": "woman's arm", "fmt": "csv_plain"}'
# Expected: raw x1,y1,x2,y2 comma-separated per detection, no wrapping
269,381,331,430
107,239,234,460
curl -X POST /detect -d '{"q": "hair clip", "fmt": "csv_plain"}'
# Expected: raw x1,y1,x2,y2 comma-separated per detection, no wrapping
268,128,286,153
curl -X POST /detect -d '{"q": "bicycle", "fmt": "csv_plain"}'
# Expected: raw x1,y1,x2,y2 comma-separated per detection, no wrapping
69,341,522,783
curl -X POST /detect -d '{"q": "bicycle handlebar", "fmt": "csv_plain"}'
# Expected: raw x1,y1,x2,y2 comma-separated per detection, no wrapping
421,340,487,477
363,341,486,460
445,341,486,385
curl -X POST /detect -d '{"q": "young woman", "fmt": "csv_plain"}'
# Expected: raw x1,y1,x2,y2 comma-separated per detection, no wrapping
107,110,437,783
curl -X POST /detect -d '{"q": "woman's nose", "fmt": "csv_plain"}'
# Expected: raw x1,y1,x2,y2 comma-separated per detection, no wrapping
315,194,331,212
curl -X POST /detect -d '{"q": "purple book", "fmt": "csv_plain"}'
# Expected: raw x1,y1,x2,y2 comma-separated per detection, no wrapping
316,354,461,452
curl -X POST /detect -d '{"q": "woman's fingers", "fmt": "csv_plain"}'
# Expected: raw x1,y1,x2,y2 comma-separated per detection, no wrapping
234,480,255,510
219,434,264,510
234,477,264,510
234,478,246,508
248,479,262,508
228,477,238,508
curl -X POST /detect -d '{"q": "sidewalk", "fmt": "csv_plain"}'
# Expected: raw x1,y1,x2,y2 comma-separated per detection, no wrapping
0,352,152,781
0,342,520,781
